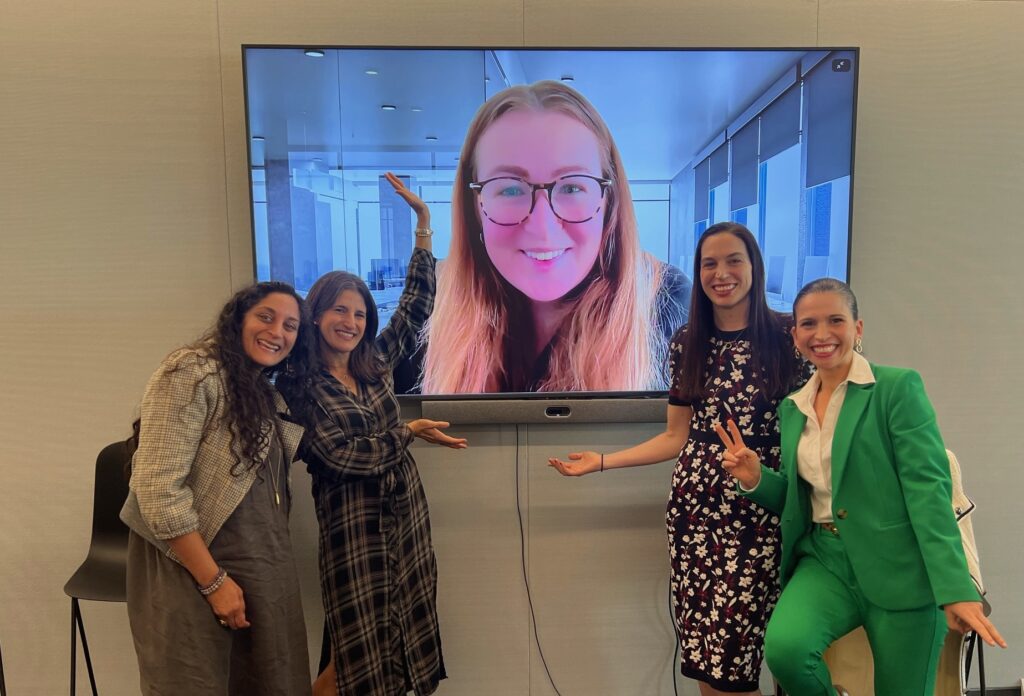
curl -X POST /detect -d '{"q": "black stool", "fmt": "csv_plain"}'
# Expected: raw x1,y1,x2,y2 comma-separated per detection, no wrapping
63,440,131,695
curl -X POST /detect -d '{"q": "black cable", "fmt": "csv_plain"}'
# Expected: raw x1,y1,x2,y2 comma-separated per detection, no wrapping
514,424,563,696
670,582,680,696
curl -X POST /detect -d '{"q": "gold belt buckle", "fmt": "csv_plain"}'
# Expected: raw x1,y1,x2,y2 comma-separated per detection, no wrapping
820,522,840,536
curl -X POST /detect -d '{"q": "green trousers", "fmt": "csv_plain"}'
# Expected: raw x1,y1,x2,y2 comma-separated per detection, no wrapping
765,526,946,695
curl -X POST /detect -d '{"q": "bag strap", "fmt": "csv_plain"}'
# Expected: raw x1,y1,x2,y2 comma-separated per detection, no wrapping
964,631,986,695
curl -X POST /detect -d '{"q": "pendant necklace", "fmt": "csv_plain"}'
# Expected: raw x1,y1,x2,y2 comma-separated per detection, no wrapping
269,459,281,506
716,326,748,369
265,425,282,506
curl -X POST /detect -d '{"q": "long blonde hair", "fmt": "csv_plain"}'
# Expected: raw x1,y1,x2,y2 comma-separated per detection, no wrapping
421,80,664,393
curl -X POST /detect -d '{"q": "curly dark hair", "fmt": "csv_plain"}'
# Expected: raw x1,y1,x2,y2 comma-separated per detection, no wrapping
130,281,316,476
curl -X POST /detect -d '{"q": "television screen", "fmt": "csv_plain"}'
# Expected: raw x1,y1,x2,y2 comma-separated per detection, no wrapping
243,47,856,397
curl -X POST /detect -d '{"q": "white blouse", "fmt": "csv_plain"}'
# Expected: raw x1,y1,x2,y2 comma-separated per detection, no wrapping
788,352,876,522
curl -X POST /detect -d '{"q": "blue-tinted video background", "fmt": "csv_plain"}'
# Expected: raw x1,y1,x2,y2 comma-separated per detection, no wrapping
244,48,855,324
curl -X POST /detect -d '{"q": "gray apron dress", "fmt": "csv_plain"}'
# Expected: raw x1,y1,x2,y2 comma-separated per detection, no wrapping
126,439,311,695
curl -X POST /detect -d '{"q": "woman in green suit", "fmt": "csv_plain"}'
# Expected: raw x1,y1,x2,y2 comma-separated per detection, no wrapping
716,277,1004,695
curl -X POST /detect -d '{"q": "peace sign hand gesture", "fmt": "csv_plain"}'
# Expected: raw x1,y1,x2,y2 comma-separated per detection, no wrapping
714,419,763,490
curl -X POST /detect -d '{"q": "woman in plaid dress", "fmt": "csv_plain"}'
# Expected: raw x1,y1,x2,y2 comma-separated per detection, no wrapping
287,173,467,696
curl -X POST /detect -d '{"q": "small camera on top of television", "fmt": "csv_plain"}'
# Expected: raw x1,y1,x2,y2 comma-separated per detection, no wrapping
832,58,852,73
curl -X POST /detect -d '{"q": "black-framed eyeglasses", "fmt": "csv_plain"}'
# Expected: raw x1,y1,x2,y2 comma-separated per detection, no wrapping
468,174,612,226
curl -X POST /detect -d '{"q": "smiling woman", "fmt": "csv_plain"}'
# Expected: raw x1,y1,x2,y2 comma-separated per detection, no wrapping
119,282,318,695
720,277,1006,695
418,79,692,393
471,109,608,303
277,172,468,696
549,221,812,695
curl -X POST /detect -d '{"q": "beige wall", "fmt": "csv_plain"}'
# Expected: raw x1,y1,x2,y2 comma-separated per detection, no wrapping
2,0,1022,693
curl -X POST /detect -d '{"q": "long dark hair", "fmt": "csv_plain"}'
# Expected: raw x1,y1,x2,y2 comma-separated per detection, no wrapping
675,222,796,401
304,271,384,384
130,282,316,475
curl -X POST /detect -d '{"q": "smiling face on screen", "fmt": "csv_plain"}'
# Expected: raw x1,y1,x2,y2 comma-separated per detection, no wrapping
471,109,607,303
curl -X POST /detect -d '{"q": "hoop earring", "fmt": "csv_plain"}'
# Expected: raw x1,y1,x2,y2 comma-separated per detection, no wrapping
479,232,484,245
854,336,863,353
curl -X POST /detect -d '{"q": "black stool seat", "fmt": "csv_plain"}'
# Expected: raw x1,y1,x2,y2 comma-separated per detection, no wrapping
64,549,127,603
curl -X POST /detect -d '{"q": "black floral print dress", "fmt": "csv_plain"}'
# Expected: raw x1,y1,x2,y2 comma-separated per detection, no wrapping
666,322,809,692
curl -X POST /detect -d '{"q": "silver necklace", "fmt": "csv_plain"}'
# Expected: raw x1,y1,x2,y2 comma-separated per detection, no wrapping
719,326,748,345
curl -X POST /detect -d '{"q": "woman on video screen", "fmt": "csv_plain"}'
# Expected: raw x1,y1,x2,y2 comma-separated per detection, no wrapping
418,79,690,393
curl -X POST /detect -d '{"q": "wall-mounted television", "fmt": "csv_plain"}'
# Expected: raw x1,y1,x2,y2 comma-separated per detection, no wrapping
242,46,857,419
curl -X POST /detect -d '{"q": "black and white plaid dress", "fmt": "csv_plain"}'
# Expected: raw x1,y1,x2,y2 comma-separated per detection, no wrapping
300,248,445,695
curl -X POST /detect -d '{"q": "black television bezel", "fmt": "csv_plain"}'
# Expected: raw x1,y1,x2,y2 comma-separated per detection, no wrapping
241,44,859,422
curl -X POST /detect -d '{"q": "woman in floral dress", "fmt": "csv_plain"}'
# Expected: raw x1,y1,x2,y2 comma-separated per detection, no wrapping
550,222,809,694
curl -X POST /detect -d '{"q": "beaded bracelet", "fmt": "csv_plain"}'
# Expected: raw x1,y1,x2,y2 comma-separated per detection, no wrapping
415,227,434,237
198,567,228,596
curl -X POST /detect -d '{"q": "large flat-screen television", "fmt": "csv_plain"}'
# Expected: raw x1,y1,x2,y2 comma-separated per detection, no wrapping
242,46,857,418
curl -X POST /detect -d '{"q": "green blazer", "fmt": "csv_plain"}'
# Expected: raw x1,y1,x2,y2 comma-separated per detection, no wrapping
744,364,979,611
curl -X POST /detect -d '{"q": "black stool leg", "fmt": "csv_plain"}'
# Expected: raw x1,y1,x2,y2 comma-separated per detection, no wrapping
1,633,7,696
70,598,99,696
70,599,76,696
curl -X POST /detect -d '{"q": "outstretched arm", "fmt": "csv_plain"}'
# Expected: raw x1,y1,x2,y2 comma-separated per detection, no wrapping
409,418,468,450
888,371,981,605
374,173,437,369
304,399,414,481
548,404,691,476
